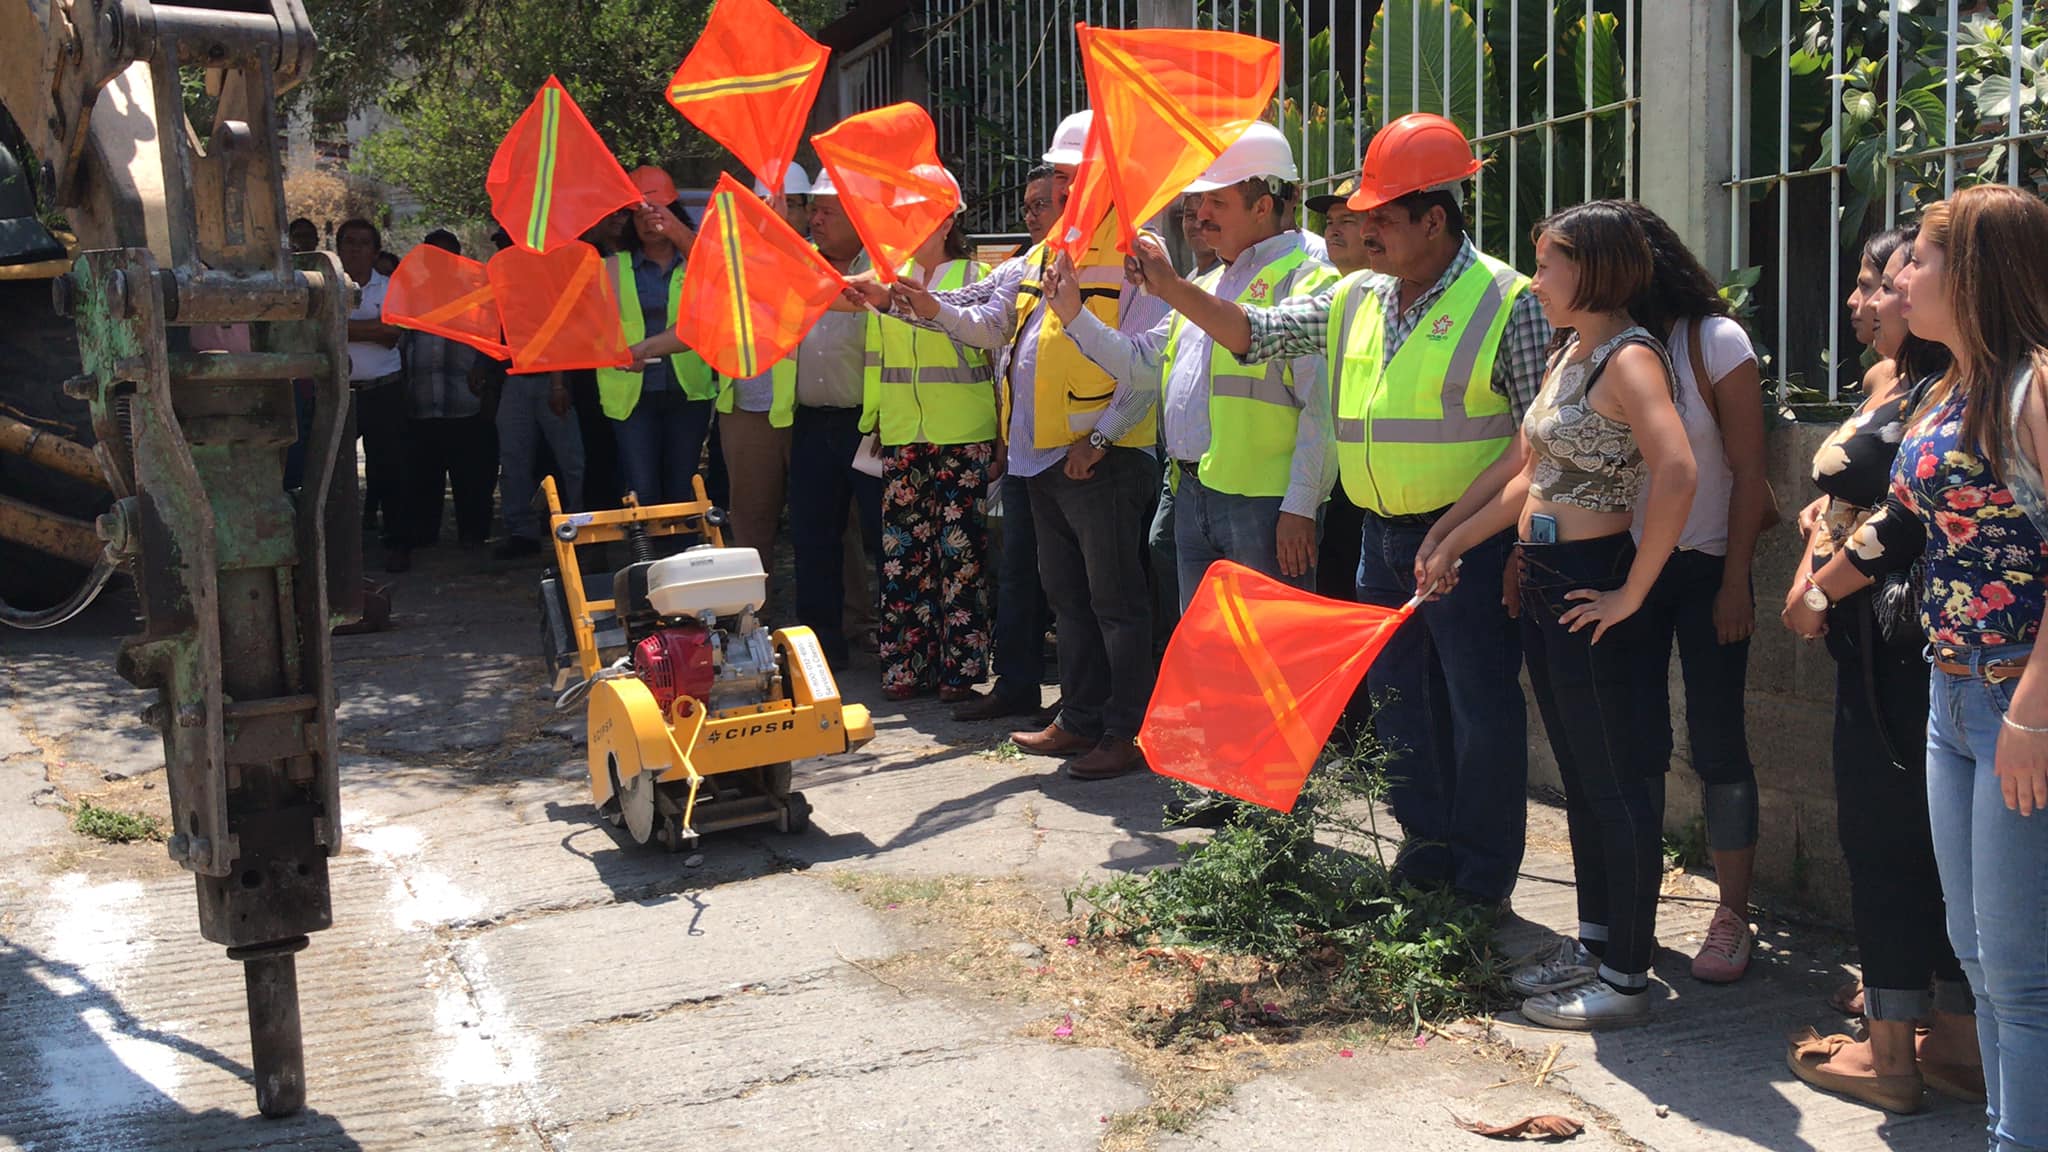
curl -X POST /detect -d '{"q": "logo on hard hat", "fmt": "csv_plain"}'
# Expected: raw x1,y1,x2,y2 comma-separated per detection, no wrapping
1429,314,1455,339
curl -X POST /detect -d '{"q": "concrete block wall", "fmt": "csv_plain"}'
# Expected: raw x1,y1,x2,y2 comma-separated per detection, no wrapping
1526,420,1853,922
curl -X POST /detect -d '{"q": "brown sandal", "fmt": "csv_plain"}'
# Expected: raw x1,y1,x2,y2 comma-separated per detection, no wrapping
1786,1028,1924,1114
1921,1059,1987,1104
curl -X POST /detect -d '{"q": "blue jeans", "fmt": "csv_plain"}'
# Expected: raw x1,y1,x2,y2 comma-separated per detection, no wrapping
1149,468,1179,655
1357,510,1527,903
496,374,585,540
1928,648,2048,1152
1172,467,1315,613
612,388,713,507
788,406,882,667
991,472,1049,701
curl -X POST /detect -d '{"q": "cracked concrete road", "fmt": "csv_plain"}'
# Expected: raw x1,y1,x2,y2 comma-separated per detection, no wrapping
0,549,1985,1151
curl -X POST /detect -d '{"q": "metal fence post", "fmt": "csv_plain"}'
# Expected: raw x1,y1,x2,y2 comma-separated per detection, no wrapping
1636,0,1735,275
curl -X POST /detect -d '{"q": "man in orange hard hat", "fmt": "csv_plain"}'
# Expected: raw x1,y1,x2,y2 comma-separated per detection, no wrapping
1127,112,1552,909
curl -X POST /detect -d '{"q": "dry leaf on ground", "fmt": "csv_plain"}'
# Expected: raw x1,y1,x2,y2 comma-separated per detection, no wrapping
1452,1114,1584,1141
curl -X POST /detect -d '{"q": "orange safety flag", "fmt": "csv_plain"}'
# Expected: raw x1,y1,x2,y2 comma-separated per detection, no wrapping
812,103,958,282
487,77,643,254
673,173,846,380
486,241,632,375
1139,562,1416,813
380,244,508,359
1048,117,1119,263
1075,24,1281,252
666,0,829,196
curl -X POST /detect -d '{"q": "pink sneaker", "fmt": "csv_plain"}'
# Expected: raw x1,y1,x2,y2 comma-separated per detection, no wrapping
1692,905,1753,983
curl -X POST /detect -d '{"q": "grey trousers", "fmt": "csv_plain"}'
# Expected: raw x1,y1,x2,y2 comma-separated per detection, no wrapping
497,374,585,539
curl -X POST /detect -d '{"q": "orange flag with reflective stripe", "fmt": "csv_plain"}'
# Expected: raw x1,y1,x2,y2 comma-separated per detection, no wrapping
381,244,508,359
1076,24,1281,252
673,173,846,380
486,241,631,374
1049,118,1119,263
1139,562,1416,812
666,0,829,196
487,77,643,254
812,103,959,283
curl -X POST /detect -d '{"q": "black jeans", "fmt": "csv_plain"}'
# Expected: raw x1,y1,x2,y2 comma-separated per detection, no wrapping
1825,591,1970,1021
1027,447,1158,741
991,472,1049,701
401,413,497,547
1639,548,1758,851
1520,533,1662,981
789,405,883,667
353,375,407,548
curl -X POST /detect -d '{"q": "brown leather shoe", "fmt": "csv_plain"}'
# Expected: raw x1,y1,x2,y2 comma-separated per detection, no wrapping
1066,737,1145,780
954,687,1040,721
1010,723,1094,756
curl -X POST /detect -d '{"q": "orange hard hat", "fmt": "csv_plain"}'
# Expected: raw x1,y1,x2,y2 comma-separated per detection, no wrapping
631,165,679,205
1347,113,1482,213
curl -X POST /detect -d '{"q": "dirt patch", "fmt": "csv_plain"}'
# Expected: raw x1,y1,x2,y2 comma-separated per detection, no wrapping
828,871,1523,1152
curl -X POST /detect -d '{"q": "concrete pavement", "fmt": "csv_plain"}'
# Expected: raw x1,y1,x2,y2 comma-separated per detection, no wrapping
0,548,1986,1151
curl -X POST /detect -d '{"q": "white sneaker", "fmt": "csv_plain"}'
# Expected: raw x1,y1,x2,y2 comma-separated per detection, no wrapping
1508,938,1598,997
1521,980,1652,1030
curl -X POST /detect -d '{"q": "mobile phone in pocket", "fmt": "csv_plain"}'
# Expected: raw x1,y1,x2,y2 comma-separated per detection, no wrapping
1526,512,1559,544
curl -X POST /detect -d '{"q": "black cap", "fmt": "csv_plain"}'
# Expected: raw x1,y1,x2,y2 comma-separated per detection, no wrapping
1305,174,1361,214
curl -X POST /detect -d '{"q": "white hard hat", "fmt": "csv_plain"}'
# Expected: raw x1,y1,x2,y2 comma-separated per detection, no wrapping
920,165,967,216
1183,122,1299,192
810,167,838,197
1043,110,1093,165
753,162,813,197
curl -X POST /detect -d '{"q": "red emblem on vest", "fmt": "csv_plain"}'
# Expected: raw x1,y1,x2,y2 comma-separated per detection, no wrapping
1248,278,1271,303
1429,314,1455,339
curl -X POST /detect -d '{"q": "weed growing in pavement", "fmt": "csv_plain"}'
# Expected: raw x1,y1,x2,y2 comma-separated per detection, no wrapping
68,799,164,844
1068,729,1503,1032
981,739,1025,762
1663,815,1710,872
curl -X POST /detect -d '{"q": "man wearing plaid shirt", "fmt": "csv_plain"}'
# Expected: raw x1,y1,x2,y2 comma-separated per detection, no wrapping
1125,124,1551,908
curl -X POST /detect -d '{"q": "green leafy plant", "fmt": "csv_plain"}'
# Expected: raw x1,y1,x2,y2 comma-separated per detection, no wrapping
1068,729,1503,1030
69,799,165,845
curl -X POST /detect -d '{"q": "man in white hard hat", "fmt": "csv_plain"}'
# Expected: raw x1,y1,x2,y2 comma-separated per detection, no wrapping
845,109,1167,780
1045,121,1336,610
754,161,816,236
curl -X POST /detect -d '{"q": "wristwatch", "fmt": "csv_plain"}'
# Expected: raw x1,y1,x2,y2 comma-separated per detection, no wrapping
1801,575,1832,613
1086,429,1111,450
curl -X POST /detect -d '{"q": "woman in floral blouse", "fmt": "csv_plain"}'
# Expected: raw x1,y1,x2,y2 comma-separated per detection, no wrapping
1791,185,2048,1152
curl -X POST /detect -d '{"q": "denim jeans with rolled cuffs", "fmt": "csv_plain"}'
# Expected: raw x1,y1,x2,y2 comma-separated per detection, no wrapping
1356,509,1527,904
1928,642,2048,1152
1519,532,1662,988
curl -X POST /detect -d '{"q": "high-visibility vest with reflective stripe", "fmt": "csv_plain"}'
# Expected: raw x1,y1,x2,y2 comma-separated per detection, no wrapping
1328,254,1527,516
1009,215,1156,450
859,260,998,446
597,254,717,420
715,358,797,428
1159,245,1337,498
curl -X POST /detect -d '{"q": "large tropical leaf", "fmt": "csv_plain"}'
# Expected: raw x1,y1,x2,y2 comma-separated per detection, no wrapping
1363,0,1487,138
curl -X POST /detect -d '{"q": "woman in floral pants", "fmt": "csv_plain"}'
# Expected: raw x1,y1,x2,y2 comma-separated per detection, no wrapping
862,189,999,702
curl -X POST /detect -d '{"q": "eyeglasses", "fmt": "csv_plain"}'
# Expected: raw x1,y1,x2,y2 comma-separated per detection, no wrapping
1023,198,1055,215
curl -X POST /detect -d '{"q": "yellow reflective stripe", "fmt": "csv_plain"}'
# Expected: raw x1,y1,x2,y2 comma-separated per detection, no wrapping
526,86,561,250
715,191,758,378
1089,39,1231,156
668,62,817,102
816,153,954,203
525,250,599,362
413,285,497,328
1210,569,1320,769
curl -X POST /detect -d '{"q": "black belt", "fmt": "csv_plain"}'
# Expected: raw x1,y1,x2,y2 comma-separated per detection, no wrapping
1175,459,1200,476
1365,506,1451,530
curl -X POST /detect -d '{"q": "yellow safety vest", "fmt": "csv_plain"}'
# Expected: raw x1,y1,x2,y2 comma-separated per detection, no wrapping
715,359,797,428
860,260,998,446
1329,252,1528,516
598,253,716,420
1009,213,1155,450
1159,243,1337,498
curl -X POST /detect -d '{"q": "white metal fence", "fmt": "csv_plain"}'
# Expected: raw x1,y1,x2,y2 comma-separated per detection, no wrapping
1732,0,2046,402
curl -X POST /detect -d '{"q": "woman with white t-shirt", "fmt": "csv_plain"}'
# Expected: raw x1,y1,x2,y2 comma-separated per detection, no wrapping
1622,204,1773,985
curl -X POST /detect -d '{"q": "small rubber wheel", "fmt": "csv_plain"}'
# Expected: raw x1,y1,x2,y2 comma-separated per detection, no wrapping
778,791,811,835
